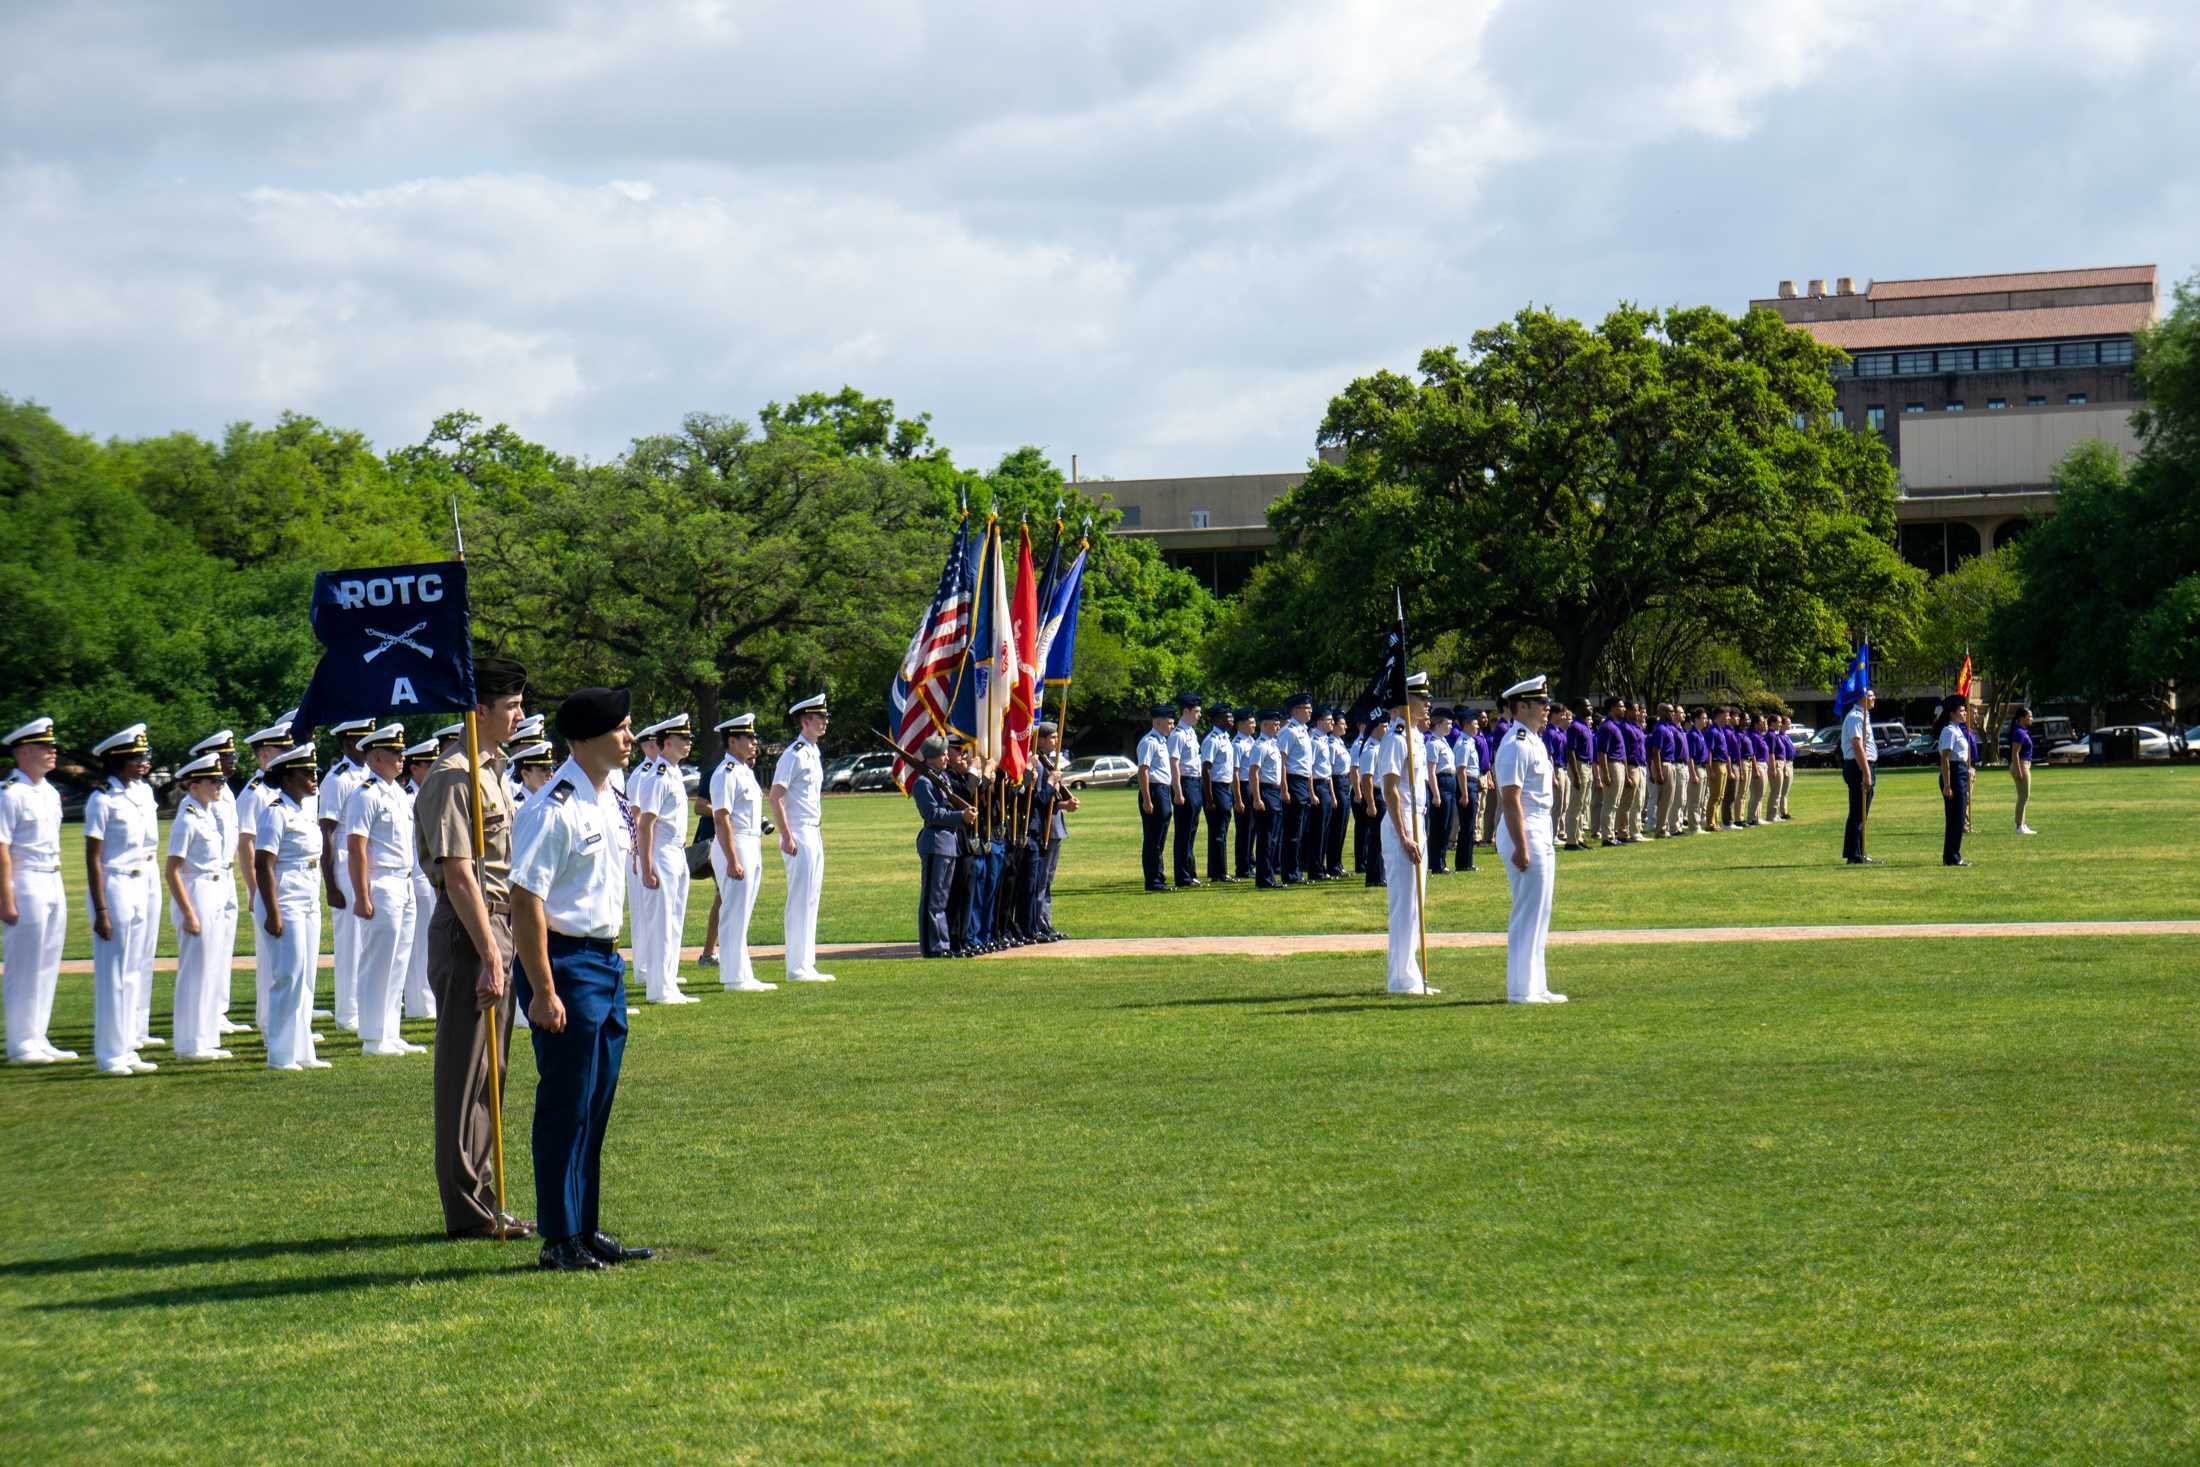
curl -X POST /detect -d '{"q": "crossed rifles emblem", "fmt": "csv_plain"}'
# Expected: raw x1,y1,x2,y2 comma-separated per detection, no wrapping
362,620,434,663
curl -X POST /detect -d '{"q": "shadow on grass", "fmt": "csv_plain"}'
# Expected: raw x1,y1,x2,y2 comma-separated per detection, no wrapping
0,1233,439,1278
26,1264,524,1311
1117,990,1380,1010
1267,999,1511,1015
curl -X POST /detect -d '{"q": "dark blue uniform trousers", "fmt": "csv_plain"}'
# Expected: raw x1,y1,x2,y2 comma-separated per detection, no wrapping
1253,785,1282,883
1283,775,1313,880
968,841,1005,940
1205,781,1235,879
1328,776,1351,874
1430,771,1457,871
1141,789,1174,888
1173,776,1203,884
517,936,628,1242
1457,784,1479,870
1233,782,1255,877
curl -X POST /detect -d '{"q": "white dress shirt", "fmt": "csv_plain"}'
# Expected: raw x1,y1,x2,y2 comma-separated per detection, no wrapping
167,794,229,875
510,757,631,939
1376,725,1426,812
771,737,824,828
1494,725,1555,823
1201,727,1236,783
256,791,322,871
0,774,63,871
1135,730,1172,784
84,779,159,871
341,773,417,880
712,757,765,836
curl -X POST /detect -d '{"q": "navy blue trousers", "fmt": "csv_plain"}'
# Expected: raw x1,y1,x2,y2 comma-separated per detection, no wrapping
1284,775,1313,879
1173,777,1203,884
1141,791,1174,887
1233,785,1254,876
517,937,629,1242
1205,782,1235,879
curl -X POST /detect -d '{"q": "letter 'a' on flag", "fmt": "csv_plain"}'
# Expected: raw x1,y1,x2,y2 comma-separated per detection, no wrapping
888,516,977,791
1835,637,1872,715
291,561,476,733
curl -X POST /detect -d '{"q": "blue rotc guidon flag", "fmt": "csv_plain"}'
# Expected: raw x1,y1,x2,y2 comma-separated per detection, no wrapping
1834,638,1871,715
1348,586,1410,729
1034,542,1088,688
290,561,476,732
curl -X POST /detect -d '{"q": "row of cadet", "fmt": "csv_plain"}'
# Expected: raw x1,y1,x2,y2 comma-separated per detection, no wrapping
0,693,839,1073
1130,693,1807,892
904,722,1076,958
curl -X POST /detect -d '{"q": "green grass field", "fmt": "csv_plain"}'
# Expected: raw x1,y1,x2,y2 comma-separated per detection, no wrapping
44,764,2200,960
5,769,2197,1462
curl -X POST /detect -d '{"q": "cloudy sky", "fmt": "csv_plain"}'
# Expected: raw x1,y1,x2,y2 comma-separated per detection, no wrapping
4,0,2195,478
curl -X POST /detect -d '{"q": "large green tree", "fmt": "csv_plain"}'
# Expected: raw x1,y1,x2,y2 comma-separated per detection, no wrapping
1211,304,1922,703
1990,274,2200,712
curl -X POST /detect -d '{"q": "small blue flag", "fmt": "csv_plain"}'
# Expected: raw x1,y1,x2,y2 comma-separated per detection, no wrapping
1834,638,1871,715
290,561,476,732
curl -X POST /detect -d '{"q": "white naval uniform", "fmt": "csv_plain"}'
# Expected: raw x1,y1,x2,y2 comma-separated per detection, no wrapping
1494,726,1562,1003
235,772,274,1031
254,791,324,1068
321,757,368,1028
85,778,161,1069
403,780,439,1021
772,735,831,982
711,757,769,989
1375,722,1430,994
2,772,68,1060
623,758,658,995
166,794,235,1058
208,781,243,1032
635,759,695,1001
341,773,419,1054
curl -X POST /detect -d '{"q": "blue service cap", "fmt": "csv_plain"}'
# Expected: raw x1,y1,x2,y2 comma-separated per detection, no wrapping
1285,690,1313,710
1149,703,1175,719
1175,690,1204,708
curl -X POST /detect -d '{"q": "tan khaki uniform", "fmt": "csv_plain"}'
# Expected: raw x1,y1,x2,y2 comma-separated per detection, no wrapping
415,748,517,1235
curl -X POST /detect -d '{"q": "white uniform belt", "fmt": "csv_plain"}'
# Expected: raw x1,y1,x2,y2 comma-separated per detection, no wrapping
17,860,60,873
275,858,320,871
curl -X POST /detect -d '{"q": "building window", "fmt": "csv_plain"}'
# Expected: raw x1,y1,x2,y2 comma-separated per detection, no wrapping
2067,392,2088,406
1904,403,1925,414
1830,407,1844,428
1855,354,1894,377
1994,518,2033,550
2100,338,2135,365
1188,509,1210,530
1118,505,1141,528
1976,346,2016,371
2058,341,2099,367
1866,406,1886,431
1944,401,1965,412
1937,350,1975,373
1899,521,1983,578
1832,360,1855,377
2027,395,2047,406
1896,351,1936,375
2017,344,2056,368
1987,398,2008,410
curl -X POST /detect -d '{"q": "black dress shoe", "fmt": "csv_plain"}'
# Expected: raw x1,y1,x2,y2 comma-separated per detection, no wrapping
1146,882,1171,893
1176,877,1203,888
1944,858,1972,867
585,1231,654,1264
1255,879,1280,890
539,1237,608,1271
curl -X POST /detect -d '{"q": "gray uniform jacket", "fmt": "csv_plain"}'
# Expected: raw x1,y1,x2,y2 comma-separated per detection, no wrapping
912,771,964,856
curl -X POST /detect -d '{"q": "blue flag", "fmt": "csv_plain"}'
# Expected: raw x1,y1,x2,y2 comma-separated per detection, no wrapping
1035,543,1087,687
290,561,476,732
1834,638,1871,715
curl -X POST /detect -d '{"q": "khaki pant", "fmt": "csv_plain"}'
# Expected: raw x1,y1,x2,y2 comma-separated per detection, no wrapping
1551,767,1571,847
1745,761,1767,823
1723,762,1746,826
1704,763,1728,828
1564,762,1590,845
1590,771,1613,841
429,902,517,1236
1617,765,1645,840
1658,769,1685,835
2011,760,2031,829
1773,760,1792,818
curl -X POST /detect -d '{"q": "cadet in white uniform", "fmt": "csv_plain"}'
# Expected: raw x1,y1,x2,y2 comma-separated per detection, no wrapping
254,744,331,1068
771,693,834,983
165,754,237,1059
320,716,377,1030
505,713,546,809
343,723,424,1056
623,729,662,995
181,729,248,1036
85,724,162,1073
3,717,73,1063
1494,676,1565,1004
1377,676,1437,995
234,719,293,1033
633,715,699,1004
400,739,441,1022
711,713,773,992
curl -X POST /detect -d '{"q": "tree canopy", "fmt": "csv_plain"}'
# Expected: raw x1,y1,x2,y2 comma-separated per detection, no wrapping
1209,303,1923,704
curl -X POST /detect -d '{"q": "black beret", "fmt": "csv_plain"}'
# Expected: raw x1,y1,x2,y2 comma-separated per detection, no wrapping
473,655,528,699
555,686,631,742
1149,703,1175,719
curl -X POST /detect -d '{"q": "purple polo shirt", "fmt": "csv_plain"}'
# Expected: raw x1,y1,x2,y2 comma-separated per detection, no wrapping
1708,726,1731,762
1654,719,1679,763
1622,720,1647,767
1542,724,1567,765
1962,723,1979,760
1594,718,1626,764
1688,726,1709,763
1472,730,1493,774
2012,725,2034,761
1567,721,1594,766
1751,730,1771,762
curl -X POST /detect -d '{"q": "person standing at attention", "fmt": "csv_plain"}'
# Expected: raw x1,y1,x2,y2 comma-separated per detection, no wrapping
1378,676,1436,996
1200,702,1238,884
1495,676,1564,1004
712,714,773,991
510,687,652,1273
1936,695,1974,868
2009,706,2038,835
770,692,835,982
2,718,72,1064
1841,688,1879,865
1168,693,1205,889
1135,704,1174,894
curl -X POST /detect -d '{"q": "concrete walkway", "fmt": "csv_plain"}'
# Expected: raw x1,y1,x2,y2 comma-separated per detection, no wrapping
57,919,2198,974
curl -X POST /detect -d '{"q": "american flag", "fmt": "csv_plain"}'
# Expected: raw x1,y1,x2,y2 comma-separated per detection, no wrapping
888,516,977,790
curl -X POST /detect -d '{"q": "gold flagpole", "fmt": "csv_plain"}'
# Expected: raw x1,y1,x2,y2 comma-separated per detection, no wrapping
452,497,507,1230
1407,710,1429,988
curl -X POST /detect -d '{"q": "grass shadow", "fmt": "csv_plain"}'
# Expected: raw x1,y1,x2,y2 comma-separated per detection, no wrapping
1267,998,1512,1015
1117,990,1382,1010
27,1264,521,1311
0,1233,439,1278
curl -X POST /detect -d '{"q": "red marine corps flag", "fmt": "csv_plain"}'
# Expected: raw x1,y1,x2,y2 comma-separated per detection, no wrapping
1000,521,1039,781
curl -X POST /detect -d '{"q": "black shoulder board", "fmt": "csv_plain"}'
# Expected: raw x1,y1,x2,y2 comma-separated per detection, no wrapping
1515,728,1529,740
548,781,575,804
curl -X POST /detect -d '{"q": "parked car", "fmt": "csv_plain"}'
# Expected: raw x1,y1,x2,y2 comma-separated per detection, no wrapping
1061,755,1137,790
1879,733,1941,769
847,752,900,791
1794,728,1844,769
1786,725,1817,745
2045,725,2177,764
1871,721,1910,749
2005,716,2079,752
822,753,864,792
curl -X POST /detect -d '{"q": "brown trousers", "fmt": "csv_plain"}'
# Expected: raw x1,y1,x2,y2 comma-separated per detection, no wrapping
430,900,516,1235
